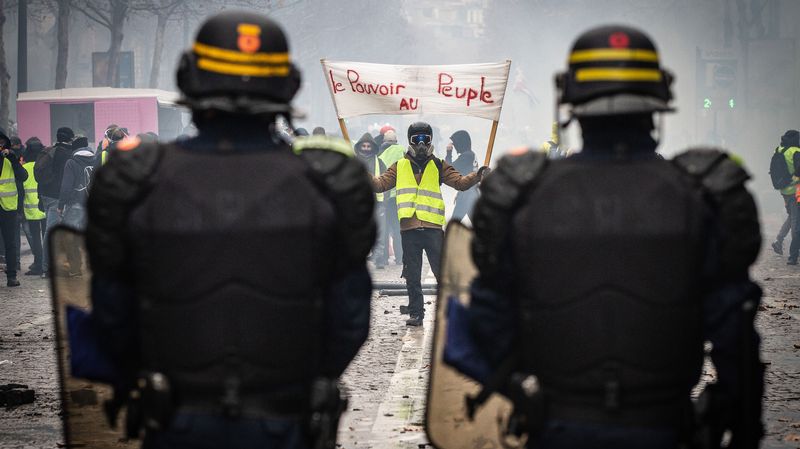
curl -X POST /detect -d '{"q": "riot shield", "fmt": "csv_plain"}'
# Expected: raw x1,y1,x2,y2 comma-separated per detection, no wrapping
425,222,523,449
49,226,136,448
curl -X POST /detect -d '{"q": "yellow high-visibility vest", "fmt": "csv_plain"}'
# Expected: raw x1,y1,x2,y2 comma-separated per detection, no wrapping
0,158,19,212
22,162,45,220
779,146,800,195
396,158,445,226
373,157,384,203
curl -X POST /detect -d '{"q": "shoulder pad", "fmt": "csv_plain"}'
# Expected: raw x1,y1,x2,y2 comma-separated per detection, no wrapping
86,143,164,278
297,141,375,273
480,150,547,209
674,147,760,278
292,136,353,157
472,150,547,282
672,147,750,195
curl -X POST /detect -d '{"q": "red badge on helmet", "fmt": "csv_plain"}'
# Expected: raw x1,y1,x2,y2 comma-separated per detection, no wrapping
237,23,261,54
609,32,630,48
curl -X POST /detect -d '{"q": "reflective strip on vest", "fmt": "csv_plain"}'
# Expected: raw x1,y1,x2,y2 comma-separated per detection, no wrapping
395,158,446,226
374,157,384,203
0,158,18,212
22,162,45,220
101,150,108,165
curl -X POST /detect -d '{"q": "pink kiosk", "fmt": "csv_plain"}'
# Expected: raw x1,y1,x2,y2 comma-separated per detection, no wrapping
16,88,186,146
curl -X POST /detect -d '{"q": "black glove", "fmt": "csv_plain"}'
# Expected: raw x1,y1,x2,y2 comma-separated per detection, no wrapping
477,166,491,179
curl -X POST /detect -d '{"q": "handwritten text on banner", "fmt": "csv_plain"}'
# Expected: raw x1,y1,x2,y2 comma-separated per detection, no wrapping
321,60,512,120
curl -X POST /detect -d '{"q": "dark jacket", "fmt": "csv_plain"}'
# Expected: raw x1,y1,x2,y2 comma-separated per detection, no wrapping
58,148,95,209
446,130,477,176
35,141,73,199
355,133,387,176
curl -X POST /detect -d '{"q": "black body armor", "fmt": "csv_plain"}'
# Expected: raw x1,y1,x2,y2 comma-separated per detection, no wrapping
512,157,709,425
126,144,338,402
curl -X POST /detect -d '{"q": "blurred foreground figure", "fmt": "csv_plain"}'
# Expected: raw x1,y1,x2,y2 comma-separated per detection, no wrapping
467,25,764,449
85,11,375,449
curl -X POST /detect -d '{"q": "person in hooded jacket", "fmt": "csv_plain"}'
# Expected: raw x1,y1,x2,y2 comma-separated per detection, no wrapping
355,133,387,269
57,136,93,276
0,131,27,287
379,129,405,265
58,136,94,230
445,130,479,223
20,137,46,275
372,122,489,326
35,126,74,277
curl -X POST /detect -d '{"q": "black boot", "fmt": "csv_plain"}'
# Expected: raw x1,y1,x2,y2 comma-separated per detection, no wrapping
7,277,20,287
405,316,423,327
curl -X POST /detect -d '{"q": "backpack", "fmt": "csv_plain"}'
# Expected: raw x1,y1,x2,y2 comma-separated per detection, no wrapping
769,147,793,190
33,147,55,186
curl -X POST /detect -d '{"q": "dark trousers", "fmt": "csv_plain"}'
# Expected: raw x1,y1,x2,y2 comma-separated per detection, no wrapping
451,188,478,223
23,219,45,271
784,194,800,260
385,199,402,263
0,209,19,278
401,228,443,318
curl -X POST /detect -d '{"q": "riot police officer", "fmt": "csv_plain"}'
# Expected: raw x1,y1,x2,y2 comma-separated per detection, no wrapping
467,25,763,448
85,11,375,449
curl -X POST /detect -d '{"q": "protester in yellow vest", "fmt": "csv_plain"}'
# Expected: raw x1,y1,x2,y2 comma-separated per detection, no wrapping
379,129,405,265
771,130,800,265
354,132,387,269
372,122,489,326
0,131,28,287
20,138,46,275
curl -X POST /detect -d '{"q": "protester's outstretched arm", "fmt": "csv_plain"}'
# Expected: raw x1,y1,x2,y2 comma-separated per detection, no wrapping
373,162,397,192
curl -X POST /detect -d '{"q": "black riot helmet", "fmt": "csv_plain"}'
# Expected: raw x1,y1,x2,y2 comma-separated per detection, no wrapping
176,10,302,115
407,122,434,159
555,25,674,118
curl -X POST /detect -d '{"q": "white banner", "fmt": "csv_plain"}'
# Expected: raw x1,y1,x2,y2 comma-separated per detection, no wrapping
321,60,512,121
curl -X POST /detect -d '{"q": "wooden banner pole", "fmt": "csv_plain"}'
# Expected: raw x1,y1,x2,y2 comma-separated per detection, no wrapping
483,120,499,166
338,118,351,143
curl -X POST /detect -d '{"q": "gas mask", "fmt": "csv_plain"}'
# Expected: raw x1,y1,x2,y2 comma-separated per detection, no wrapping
408,133,434,160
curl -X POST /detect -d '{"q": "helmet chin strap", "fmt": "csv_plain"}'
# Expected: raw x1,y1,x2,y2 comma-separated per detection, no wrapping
652,112,664,148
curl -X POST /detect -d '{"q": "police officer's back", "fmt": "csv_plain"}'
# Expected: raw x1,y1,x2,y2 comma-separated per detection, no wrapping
85,12,375,449
469,26,763,449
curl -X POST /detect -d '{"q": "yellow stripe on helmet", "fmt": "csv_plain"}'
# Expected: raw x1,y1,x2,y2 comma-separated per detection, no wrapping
575,68,662,82
197,58,290,77
569,48,659,64
193,42,289,64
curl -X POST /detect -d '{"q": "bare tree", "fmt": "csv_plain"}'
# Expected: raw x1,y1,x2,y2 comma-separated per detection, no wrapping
73,0,129,87
135,0,185,88
0,0,10,131
53,0,70,88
